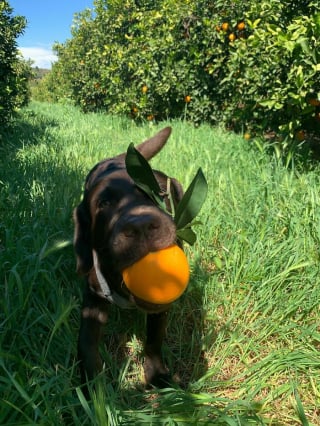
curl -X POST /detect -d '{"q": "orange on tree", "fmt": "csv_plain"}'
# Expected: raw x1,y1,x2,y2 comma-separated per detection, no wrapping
142,85,148,94
122,245,190,304
237,21,246,31
229,33,236,42
296,130,306,141
308,98,320,107
184,95,191,103
221,22,229,31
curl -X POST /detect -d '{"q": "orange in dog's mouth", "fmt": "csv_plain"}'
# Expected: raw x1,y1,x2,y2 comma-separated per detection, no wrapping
122,245,189,304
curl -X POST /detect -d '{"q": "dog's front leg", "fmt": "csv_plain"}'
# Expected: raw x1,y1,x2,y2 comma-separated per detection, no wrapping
144,311,170,387
78,285,108,386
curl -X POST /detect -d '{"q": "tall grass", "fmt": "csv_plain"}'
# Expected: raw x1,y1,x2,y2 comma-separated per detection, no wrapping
1,101,320,425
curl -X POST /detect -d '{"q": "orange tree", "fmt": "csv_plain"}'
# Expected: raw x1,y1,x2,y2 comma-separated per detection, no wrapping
0,0,32,127
216,1,320,141
42,0,320,147
49,0,198,118
45,0,246,121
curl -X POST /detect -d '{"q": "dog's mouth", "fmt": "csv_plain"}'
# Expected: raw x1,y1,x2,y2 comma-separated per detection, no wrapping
121,244,189,304
110,208,177,270
129,294,171,313
92,203,181,311
92,248,173,313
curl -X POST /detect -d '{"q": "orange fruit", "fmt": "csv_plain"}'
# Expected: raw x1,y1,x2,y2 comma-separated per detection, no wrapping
309,98,320,107
184,95,191,103
229,33,236,42
296,130,306,141
147,114,155,121
221,22,229,31
122,245,189,304
244,132,251,140
237,22,245,31
142,85,148,94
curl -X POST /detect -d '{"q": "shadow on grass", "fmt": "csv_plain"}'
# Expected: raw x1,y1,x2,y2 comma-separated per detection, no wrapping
1,108,83,236
79,370,265,425
1,109,265,424
0,109,59,150
95,259,210,389
75,259,265,423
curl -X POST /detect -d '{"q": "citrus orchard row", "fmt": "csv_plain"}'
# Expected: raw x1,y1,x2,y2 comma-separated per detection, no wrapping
33,0,320,152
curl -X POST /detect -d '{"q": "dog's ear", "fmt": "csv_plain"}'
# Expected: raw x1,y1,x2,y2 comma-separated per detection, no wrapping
73,201,93,275
83,127,172,189
136,127,172,161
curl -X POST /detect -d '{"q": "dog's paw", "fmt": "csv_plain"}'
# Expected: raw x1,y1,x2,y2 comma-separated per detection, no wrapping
144,357,172,388
146,371,172,389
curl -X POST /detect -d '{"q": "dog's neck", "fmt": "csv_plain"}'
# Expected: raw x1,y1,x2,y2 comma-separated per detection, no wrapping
92,250,134,309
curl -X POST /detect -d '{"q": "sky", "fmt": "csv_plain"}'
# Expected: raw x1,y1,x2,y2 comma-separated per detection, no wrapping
10,0,94,69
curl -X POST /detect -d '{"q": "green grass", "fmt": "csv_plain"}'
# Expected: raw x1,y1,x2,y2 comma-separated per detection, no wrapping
1,101,320,425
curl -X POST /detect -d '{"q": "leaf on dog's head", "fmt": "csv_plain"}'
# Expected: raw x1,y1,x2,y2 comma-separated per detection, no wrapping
125,143,165,208
125,144,208,246
174,168,208,230
177,228,197,245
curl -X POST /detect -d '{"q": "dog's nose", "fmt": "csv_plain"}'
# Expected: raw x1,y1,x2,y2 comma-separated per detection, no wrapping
123,215,160,238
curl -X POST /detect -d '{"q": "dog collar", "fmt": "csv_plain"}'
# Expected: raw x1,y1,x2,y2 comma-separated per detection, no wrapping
92,250,134,309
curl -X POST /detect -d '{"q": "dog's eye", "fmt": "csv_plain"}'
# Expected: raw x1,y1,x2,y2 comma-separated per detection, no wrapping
97,199,111,209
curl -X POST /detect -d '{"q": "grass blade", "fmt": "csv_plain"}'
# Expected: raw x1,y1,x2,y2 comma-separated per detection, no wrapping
294,389,309,426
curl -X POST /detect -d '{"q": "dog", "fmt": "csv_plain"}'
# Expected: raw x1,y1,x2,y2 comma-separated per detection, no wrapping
73,127,185,391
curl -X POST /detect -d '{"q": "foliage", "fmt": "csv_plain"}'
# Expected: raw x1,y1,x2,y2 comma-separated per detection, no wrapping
0,0,32,127
223,3,320,142
35,0,320,149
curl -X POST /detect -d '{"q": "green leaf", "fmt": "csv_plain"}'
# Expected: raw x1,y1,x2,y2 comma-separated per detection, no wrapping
174,168,208,230
125,143,164,207
294,389,309,426
125,146,208,246
259,99,284,110
177,228,197,245
298,37,310,56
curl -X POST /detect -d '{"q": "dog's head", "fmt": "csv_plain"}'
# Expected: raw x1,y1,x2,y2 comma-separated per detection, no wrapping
73,127,184,311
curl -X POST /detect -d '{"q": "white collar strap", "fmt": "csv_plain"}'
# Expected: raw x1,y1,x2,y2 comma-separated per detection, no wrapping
92,250,134,309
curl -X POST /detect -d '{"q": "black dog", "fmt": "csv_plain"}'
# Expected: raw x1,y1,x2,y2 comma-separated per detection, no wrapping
73,127,185,390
